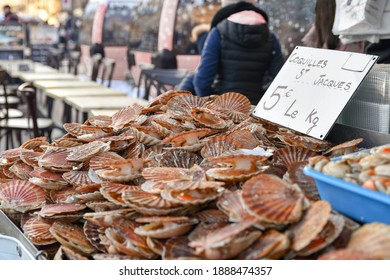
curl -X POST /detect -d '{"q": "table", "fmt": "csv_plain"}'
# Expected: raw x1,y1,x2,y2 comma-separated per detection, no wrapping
33,80,101,90
0,60,58,78
64,96,148,122
17,72,78,82
44,87,127,122
89,109,119,117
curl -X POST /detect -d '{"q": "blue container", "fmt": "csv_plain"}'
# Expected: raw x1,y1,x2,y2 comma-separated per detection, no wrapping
303,165,390,225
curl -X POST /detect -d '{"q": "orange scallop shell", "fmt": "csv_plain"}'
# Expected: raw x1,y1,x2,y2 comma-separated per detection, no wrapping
66,141,111,162
39,203,86,217
162,128,210,147
207,92,252,123
0,180,46,213
226,130,260,149
160,149,202,169
166,94,206,118
286,161,320,201
277,134,331,152
324,138,364,157
149,90,193,107
290,200,331,251
21,136,49,152
192,209,229,223
190,107,227,129
110,104,144,131
142,167,193,182
100,182,141,206
242,174,304,224
238,229,291,260
83,220,107,253
160,185,225,205
318,248,378,260
122,190,181,209
216,190,255,222
9,161,34,180
38,146,80,172
273,146,317,168
85,114,112,127
22,215,56,246
19,150,42,167
348,223,390,259
163,236,202,260
62,171,95,187
201,135,239,158
63,123,113,140
0,148,28,165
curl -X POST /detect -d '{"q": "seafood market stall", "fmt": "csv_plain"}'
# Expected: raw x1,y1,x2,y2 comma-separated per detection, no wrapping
0,89,390,260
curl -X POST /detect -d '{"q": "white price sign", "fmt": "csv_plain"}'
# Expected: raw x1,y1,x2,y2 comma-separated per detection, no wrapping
253,46,378,139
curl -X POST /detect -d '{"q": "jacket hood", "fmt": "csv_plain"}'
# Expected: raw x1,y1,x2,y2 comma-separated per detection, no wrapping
218,16,270,47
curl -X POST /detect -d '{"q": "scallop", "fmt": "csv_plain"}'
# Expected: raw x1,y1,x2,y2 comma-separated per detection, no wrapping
85,115,112,127
216,190,255,222
192,209,229,223
100,182,141,206
22,215,56,246
190,107,227,129
83,220,107,253
39,203,86,218
149,89,193,107
324,138,364,157
38,146,80,172
128,126,162,146
163,236,202,260
201,135,239,158
242,174,304,224
160,149,202,169
62,171,95,187
21,136,49,152
110,104,144,131
66,140,111,162
290,201,331,251
142,167,193,182
166,94,206,119
94,159,144,182
348,223,390,259
207,92,252,123
273,146,317,168
286,161,320,201
0,180,46,213
160,185,225,205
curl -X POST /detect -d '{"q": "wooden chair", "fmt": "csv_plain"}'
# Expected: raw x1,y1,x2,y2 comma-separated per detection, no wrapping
91,54,103,82
99,58,116,87
0,82,54,148
68,51,81,75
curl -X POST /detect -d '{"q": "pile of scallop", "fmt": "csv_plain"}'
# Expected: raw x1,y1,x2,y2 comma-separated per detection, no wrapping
1,90,389,260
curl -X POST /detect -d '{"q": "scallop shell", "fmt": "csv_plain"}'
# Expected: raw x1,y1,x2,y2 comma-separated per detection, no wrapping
29,169,69,191
85,115,112,127
141,145,165,167
201,135,238,158
38,146,80,172
39,203,86,218
160,149,202,168
62,171,95,187
66,141,111,162
207,92,252,123
286,161,320,201
86,201,123,212
188,222,229,242
149,89,193,107
206,154,270,182
100,183,141,206
19,150,42,167
152,117,186,133
192,209,229,223
347,223,390,259
318,248,377,260
216,190,256,222
122,142,146,160
1,165,18,179
99,134,136,152
9,161,34,180
242,174,304,224
63,123,113,141
226,130,260,149
324,138,364,157
277,134,331,152
110,104,144,131
89,152,124,173
22,215,56,246
162,128,210,150
290,201,331,251
162,236,202,260
150,121,174,137
0,148,28,165
142,167,193,182
238,229,291,260
122,190,180,209
160,185,225,205
49,221,97,255
146,236,164,256
166,94,206,118
190,107,227,129
0,180,46,213
57,245,90,260
128,127,162,146
297,213,345,256
51,137,84,148
94,158,144,182
21,136,49,152
48,188,79,204
273,146,317,168
83,220,107,253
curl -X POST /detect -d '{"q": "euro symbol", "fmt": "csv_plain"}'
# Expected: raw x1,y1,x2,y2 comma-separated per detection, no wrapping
285,89,293,98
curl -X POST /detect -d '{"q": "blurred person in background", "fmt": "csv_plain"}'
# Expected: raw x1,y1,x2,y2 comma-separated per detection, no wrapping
179,0,283,102
302,0,364,52
3,5,19,23
192,1,284,105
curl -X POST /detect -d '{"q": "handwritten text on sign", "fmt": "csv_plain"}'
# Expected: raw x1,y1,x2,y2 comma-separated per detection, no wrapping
253,46,378,139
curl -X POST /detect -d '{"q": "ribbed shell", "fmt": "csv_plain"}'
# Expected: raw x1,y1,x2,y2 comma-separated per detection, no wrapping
21,136,49,152
19,150,42,167
162,128,210,147
273,146,317,168
348,223,390,259
166,94,206,118
89,152,124,173
324,138,364,157
0,180,46,213
238,229,290,260
201,135,238,158
49,221,97,255
100,183,141,206
63,123,113,140
22,216,56,246
85,115,112,127
149,89,193,106
9,161,34,180
277,134,331,152
62,171,95,187
38,146,79,172
190,107,227,129
110,104,144,131
0,148,28,165
226,130,259,149
290,201,331,251
242,174,304,224
122,190,180,209
216,190,254,222
286,161,320,201
83,220,107,253
128,127,162,146
142,167,193,182
160,186,225,205
192,209,229,223
39,203,86,217
297,213,345,256
66,141,111,162
94,158,144,182
134,221,195,239
163,236,202,260
208,92,251,123
160,149,202,168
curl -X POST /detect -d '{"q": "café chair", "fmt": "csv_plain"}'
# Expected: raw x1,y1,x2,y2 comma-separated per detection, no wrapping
0,83,54,149
91,54,103,82
99,58,116,88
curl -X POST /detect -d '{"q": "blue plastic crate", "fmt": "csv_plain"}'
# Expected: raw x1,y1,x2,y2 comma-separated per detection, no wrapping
303,164,390,225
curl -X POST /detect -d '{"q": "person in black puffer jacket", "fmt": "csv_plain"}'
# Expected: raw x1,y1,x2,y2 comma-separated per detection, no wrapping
193,9,282,105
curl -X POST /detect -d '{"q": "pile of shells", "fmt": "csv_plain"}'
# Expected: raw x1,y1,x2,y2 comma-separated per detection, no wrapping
0,90,389,260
